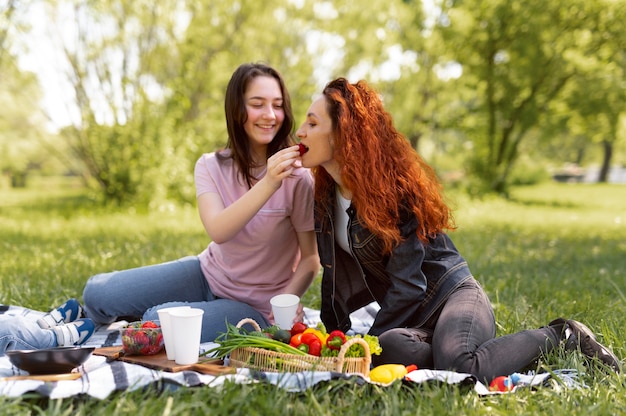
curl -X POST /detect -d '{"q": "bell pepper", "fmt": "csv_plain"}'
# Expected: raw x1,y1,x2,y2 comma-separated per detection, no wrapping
302,327,328,344
326,330,347,350
300,333,322,356
289,333,304,348
369,364,418,384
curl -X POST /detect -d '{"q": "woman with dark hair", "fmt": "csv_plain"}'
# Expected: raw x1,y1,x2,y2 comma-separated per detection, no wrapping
82,63,320,341
296,77,620,382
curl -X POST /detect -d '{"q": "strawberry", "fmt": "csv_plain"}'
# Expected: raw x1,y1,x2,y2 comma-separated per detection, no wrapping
134,330,150,346
297,143,308,156
141,320,159,329
140,345,154,355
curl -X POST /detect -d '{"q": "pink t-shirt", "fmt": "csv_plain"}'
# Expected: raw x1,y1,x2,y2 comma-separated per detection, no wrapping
194,152,314,319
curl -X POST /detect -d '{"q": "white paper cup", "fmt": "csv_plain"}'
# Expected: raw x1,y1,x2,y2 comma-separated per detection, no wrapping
157,306,192,360
169,307,204,365
270,294,300,330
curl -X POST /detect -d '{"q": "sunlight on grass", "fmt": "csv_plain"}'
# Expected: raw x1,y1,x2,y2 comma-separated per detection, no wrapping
1,179,626,414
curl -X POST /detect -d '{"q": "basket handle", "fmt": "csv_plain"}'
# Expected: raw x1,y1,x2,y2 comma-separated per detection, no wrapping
335,337,372,374
235,318,262,332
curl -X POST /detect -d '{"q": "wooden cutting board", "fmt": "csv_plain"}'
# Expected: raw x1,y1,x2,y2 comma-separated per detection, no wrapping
1,372,83,382
93,346,235,375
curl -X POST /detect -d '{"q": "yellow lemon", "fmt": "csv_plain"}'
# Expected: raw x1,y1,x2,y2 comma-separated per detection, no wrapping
369,364,408,384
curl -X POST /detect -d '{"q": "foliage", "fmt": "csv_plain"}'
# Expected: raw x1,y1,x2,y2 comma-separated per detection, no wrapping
0,59,45,186
438,0,625,193
0,1,54,188
3,0,626,201
32,0,323,206
1,180,626,414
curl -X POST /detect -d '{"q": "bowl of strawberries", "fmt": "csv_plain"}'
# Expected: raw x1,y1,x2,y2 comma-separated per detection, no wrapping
119,320,164,355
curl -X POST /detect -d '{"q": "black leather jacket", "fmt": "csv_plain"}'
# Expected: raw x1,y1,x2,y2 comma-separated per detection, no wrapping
317,191,473,336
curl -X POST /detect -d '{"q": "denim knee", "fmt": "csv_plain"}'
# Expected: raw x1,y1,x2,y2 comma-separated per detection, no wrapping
374,328,434,368
82,272,114,324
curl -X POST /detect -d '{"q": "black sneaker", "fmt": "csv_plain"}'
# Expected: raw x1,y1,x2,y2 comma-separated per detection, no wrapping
550,317,621,372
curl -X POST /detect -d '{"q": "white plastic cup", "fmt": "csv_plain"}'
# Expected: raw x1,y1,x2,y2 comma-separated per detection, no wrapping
157,306,192,360
270,294,300,330
169,307,204,365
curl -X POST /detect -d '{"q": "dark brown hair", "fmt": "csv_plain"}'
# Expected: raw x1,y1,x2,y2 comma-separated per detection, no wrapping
218,63,295,187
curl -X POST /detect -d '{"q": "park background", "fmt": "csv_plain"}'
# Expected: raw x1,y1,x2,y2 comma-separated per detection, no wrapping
2,0,625,202
1,1,626,414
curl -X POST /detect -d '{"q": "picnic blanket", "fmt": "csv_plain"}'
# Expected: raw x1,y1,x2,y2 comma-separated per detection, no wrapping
0,303,584,399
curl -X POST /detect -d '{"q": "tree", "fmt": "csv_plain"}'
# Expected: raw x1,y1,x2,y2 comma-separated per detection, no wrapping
46,0,319,205
293,1,445,152
560,2,626,182
439,0,613,193
0,59,49,187
0,0,19,69
373,0,469,175
0,0,52,188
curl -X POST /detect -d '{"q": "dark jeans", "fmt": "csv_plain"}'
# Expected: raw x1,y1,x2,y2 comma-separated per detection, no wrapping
375,278,561,382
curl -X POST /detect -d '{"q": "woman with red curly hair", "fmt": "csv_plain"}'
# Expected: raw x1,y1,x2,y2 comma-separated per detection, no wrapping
296,78,620,382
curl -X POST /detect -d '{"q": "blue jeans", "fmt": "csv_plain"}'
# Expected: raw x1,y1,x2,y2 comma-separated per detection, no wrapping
82,256,270,342
375,278,561,382
0,316,57,355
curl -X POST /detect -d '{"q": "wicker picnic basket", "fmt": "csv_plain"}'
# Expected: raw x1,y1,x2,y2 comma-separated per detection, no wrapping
228,318,371,377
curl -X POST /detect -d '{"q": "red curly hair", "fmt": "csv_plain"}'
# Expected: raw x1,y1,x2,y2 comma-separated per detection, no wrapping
314,78,455,253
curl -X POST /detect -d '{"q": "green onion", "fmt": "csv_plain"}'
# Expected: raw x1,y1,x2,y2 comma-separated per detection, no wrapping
203,322,308,358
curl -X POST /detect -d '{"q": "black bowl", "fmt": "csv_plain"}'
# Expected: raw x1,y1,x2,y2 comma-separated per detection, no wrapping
6,347,95,375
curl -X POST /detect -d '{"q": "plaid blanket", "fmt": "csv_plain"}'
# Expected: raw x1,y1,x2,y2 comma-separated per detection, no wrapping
0,304,583,399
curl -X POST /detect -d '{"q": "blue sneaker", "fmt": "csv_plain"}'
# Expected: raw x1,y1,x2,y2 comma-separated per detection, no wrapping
52,318,95,346
37,299,83,329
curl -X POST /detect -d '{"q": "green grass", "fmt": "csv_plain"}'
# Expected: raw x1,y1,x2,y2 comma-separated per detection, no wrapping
2,178,626,415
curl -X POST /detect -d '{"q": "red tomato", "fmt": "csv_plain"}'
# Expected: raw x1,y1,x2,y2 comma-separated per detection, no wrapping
290,322,307,336
289,333,304,347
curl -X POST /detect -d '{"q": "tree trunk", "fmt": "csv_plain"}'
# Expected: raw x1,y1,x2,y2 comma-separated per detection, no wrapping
597,139,612,183
10,171,27,188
